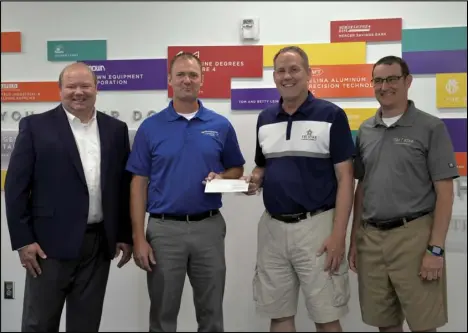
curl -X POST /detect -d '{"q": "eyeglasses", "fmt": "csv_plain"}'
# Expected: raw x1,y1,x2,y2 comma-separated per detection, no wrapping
371,75,404,86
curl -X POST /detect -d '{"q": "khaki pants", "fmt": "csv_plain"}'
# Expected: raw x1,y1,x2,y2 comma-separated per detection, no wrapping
252,209,350,323
356,213,448,331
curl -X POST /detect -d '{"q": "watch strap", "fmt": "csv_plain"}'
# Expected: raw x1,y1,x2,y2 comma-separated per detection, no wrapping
427,245,444,256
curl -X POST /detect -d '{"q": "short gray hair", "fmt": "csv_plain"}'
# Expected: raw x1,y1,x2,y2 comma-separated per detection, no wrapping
273,46,309,70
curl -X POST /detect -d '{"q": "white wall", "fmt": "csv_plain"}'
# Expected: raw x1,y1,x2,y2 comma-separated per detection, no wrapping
1,1,466,332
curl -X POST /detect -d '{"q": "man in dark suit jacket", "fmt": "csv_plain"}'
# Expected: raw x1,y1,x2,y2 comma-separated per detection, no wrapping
4,62,133,332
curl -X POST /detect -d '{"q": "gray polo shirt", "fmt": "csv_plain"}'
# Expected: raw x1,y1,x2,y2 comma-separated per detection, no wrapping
354,100,459,221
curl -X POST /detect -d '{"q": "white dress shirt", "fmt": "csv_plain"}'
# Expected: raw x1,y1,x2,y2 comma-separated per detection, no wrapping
64,107,103,224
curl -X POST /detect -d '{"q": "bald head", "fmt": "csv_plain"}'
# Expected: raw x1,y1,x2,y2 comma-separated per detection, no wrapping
58,62,97,89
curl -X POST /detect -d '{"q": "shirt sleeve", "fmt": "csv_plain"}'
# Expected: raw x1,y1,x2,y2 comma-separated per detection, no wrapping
254,115,266,167
221,122,245,169
353,130,365,180
125,124,151,177
329,108,355,165
427,121,460,181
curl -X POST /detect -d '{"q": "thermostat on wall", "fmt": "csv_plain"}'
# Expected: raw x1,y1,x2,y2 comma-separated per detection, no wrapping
241,18,260,41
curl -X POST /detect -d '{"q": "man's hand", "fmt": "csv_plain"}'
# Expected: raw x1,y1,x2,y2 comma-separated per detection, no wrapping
419,252,444,280
115,243,133,268
133,238,156,272
316,233,346,274
348,243,358,274
240,174,262,196
19,242,47,278
203,172,223,184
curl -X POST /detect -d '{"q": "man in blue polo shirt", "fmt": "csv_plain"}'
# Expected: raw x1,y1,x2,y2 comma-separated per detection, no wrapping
244,46,355,332
126,52,245,332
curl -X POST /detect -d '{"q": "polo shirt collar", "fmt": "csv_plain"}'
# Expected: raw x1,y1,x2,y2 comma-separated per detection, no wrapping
275,91,315,117
373,100,417,128
166,99,210,122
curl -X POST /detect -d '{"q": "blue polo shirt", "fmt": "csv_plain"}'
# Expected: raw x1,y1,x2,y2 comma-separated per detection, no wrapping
255,92,355,215
126,100,245,215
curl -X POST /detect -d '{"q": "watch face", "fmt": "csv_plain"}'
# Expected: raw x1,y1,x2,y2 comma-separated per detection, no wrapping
433,247,442,254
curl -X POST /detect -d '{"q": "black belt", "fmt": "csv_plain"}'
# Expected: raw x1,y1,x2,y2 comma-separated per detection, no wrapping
150,209,219,222
271,207,330,223
365,212,430,230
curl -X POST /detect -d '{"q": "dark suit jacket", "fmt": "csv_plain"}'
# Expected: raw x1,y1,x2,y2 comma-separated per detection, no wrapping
4,105,132,260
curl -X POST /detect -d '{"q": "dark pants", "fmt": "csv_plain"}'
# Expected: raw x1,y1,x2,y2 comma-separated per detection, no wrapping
21,224,111,332
146,213,226,332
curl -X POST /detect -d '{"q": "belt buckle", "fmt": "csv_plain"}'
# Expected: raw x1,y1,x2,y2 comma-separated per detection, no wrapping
402,217,408,227
283,213,301,222
286,213,303,222
379,217,406,230
309,209,324,218
290,215,301,222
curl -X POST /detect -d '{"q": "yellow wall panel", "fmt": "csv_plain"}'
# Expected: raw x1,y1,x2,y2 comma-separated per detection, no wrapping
344,108,376,131
263,42,367,67
436,73,467,108
1,170,6,191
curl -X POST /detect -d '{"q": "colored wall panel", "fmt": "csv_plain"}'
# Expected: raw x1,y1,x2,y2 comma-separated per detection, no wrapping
436,73,467,109
402,50,467,74
308,64,374,98
331,18,402,43
167,46,263,99
402,27,467,52
443,118,467,153
455,152,467,176
344,108,376,131
263,42,366,67
1,82,60,103
1,32,21,53
82,59,168,91
231,88,279,110
47,40,107,61
1,170,6,191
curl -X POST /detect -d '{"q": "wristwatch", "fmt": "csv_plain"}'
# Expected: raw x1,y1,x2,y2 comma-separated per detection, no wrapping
427,245,444,256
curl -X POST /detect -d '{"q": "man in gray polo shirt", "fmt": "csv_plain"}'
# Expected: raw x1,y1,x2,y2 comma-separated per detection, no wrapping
348,55,459,332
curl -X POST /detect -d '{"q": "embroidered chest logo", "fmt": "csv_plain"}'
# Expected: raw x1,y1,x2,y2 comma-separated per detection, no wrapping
393,137,414,145
301,129,317,141
201,130,219,138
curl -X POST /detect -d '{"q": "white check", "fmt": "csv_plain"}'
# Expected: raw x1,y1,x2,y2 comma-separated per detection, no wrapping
204,179,249,193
